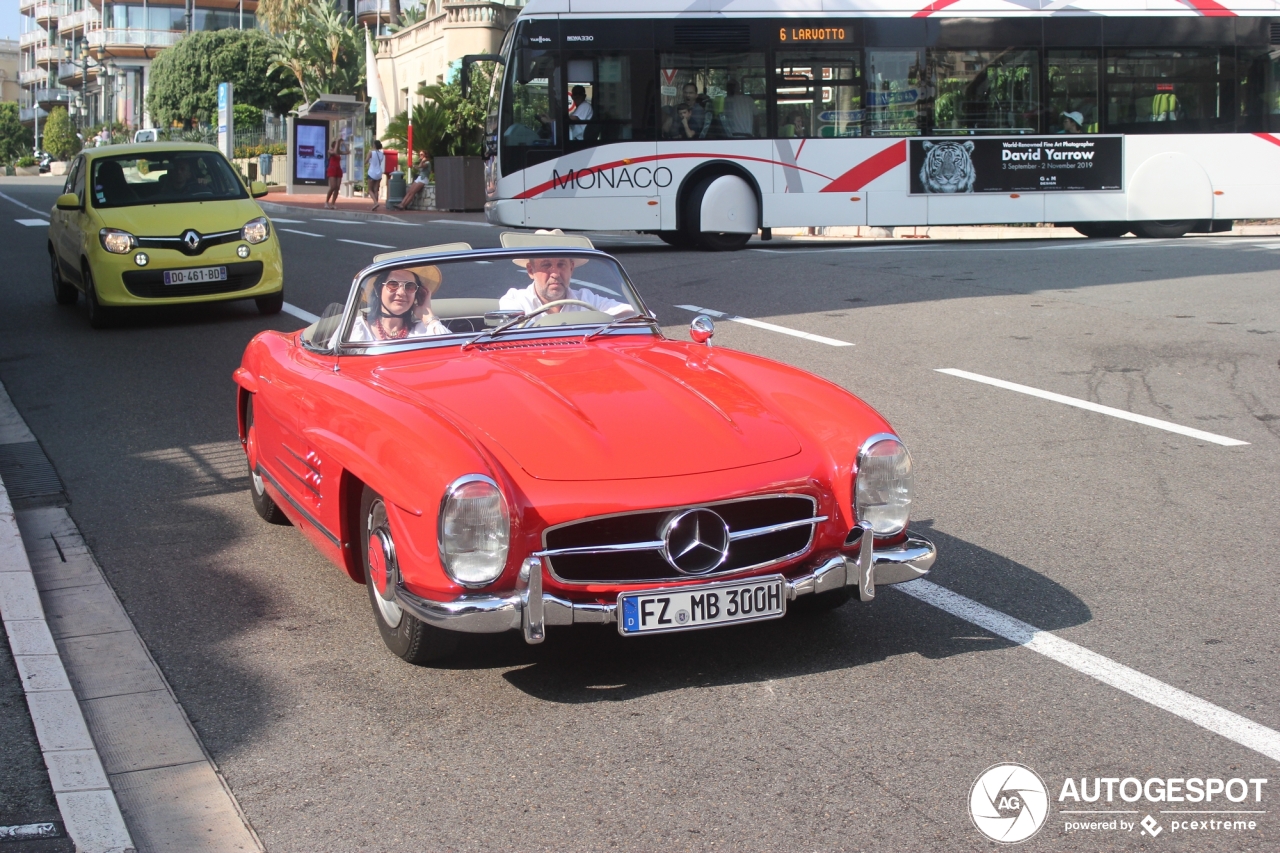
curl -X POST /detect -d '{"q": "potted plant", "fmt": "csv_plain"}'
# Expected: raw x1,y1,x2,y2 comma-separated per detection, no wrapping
15,155,40,176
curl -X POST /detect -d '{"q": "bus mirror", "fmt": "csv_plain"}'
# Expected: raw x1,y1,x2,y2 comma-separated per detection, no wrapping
460,54,503,99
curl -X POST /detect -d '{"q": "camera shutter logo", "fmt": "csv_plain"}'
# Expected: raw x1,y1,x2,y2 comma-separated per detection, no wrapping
969,763,1050,843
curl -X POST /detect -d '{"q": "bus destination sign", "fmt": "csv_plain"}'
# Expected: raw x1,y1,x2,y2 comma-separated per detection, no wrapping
778,26,852,43
909,136,1123,194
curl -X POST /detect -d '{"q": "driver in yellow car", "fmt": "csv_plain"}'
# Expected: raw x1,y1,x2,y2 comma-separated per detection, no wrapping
499,256,634,316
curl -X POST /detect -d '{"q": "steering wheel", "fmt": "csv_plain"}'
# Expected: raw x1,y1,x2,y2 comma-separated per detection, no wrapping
516,299,599,327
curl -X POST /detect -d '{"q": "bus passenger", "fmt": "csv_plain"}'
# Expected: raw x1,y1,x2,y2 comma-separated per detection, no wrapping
664,83,706,139
568,85,594,141
1061,111,1086,134
722,78,756,137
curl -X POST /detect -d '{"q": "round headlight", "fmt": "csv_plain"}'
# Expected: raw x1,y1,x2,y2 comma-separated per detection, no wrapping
99,228,136,254
241,216,270,244
438,475,509,587
854,434,914,536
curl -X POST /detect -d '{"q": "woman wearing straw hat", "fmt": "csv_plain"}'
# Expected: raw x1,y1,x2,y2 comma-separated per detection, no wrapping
349,266,449,341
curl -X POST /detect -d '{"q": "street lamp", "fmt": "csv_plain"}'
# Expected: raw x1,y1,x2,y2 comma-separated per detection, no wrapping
62,36,90,130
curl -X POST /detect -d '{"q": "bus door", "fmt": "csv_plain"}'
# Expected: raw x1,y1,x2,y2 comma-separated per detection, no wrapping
500,19,563,199
770,47,869,227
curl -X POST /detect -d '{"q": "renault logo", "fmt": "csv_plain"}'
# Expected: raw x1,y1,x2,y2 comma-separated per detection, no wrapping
661,508,730,575
182,230,201,252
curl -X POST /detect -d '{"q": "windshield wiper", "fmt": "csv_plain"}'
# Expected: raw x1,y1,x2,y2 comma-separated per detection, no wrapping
583,313,660,343
460,312,529,350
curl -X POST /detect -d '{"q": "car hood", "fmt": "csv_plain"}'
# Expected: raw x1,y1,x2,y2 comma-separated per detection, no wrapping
374,343,803,481
99,199,264,235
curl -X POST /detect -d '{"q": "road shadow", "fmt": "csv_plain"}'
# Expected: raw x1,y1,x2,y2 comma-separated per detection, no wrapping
493,522,1090,703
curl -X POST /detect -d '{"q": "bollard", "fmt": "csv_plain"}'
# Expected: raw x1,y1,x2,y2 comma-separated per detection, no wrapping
386,171,406,208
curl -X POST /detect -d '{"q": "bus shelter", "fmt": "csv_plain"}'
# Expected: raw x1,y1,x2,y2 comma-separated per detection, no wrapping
286,94,369,197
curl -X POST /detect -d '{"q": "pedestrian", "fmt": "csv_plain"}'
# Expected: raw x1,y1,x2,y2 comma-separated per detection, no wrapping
324,138,344,209
397,152,432,211
366,139,385,211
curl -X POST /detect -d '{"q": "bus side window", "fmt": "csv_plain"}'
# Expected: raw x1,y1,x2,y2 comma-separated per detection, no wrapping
500,46,561,175
659,52,765,141
1046,50,1099,134
1237,47,1280,133
564,51,658,148
775,51,861,139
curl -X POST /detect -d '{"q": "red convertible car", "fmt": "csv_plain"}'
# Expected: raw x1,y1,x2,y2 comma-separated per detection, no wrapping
235,232,935,663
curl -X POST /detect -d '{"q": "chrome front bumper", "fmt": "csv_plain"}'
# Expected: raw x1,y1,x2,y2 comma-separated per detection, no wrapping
394,528,936,645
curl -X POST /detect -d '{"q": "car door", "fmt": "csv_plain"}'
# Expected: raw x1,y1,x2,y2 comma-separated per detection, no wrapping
52,156,84,284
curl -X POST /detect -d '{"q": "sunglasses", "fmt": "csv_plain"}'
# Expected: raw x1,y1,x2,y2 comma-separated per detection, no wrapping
384,280,420,293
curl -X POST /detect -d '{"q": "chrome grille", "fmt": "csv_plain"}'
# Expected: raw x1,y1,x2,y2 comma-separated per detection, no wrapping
540,495,821,585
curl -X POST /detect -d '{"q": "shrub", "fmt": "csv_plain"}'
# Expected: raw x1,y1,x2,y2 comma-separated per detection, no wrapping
42,107,79,160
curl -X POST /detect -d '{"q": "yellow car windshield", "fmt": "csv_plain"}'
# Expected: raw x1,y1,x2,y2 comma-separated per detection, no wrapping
91,151,248,209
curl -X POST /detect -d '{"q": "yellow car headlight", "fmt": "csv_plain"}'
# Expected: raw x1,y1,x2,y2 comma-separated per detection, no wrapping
99,228,137,254
241,217,270,245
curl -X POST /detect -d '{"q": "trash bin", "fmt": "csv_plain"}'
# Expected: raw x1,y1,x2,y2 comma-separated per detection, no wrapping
259,153,273,177
386,171,406,208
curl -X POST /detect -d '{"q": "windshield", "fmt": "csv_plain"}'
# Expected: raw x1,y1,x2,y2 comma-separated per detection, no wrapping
91,150,249,209
340,251,648,348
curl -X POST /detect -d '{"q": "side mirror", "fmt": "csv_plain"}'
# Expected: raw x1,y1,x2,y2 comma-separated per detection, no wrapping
250,181,269,198
690,315,715,346
55,192,80,211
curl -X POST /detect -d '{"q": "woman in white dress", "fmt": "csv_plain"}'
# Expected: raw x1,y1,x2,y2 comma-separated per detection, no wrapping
348,267,450,342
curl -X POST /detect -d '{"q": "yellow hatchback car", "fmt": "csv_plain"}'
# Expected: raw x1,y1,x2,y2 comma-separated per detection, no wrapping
48,142,284,328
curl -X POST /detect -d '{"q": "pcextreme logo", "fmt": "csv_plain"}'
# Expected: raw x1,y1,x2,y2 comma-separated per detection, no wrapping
970,763,1269,843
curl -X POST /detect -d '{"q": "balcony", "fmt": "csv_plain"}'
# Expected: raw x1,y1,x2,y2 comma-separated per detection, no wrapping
19,30,47,48
19,107,47,124
85,28,183,54
58,60,99,85
34,87,73,107
356,0,390,23
447,2,504,25
19,0,38,12
19,67,47,85
32,3,66,27
58,7,100,33
34,45,60,67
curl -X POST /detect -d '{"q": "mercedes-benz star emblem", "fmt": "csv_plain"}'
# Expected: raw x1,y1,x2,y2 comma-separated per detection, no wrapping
182,230,201,251
661,508,730,575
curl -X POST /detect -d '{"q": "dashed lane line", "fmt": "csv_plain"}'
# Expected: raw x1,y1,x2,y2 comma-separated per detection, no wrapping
0,190,51,218
427,218,494,227
936,368,1249,447
338,238,396,249
895,579,1280,764
279,228,323,237
267,217,307,224
314,218,364,225
674,304,854,347
15,219,48,227
282,303,319,324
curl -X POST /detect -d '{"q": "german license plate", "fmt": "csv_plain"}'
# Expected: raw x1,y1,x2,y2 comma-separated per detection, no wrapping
618,575,786,636
163,266,227,285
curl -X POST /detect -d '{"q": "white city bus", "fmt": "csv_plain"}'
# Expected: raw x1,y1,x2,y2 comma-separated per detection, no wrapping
479,0,1280,249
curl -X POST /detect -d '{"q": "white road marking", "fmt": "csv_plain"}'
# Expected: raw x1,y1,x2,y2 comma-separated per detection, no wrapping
0,190,52,217
428,218,493,227
279,228,323,237
0,824,60,841
314,218,363,224
15,218,49,227
267,217,306,224
936,368,1249,447
675,304,854,347
338,238,396,249
282,302,319,324
895,579,1280,764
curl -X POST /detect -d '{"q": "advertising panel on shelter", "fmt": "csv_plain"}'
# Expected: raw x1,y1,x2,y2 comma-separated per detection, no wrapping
909,136,1123,194
294,120,329,185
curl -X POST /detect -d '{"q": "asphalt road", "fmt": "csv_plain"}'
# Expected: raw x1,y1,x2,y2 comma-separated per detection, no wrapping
0,179,1277,852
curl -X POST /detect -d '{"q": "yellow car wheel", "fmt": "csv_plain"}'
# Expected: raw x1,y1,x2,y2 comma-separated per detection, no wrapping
50,249,77,306
83,265,119,330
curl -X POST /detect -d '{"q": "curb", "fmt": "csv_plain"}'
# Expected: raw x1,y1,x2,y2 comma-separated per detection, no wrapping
0,394,134,853
258,200,413,225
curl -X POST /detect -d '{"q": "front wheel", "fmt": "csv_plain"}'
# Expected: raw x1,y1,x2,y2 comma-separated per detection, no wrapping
256,290,284,315
1131,220,1194,239
83,266,118,329
50,249,77,305
245,398,289,525
1071,222,1131,239
361,485,460,665
791,587,852,615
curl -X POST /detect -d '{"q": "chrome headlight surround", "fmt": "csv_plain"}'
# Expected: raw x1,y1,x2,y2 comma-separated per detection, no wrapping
854,433,914,536
99,228,137,254
438,474,510,587
241,216,270,244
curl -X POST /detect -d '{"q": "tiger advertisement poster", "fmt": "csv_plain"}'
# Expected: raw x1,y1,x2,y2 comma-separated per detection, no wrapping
908,136,1123,195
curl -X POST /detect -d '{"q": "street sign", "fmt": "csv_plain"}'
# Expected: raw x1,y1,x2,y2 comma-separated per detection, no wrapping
217,82,234,161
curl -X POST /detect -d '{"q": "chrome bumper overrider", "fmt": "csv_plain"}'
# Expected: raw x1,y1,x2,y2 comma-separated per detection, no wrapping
394,529,936,645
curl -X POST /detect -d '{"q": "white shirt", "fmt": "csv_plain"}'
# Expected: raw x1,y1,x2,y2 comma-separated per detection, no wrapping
722,94,756,136
569,100,593,140
347,315,450,343
498,283,633,317
366,149,385,180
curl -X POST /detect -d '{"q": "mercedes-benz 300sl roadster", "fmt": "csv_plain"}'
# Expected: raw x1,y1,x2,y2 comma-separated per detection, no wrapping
234,232,936,664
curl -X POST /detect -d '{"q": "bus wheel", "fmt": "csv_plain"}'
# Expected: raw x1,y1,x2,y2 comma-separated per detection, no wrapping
683,173,757,252
1072,222,1131,239
1132,220,1195,239
696,231,752,251
657,231,693,248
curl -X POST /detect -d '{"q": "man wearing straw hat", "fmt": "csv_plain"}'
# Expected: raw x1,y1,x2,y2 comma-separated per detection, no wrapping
500,254,633,317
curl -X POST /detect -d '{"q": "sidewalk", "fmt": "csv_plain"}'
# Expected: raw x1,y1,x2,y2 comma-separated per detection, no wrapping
261,192,489,225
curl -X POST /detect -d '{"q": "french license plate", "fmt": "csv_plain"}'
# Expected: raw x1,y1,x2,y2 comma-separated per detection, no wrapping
618,575,786,636
163,266,227,285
